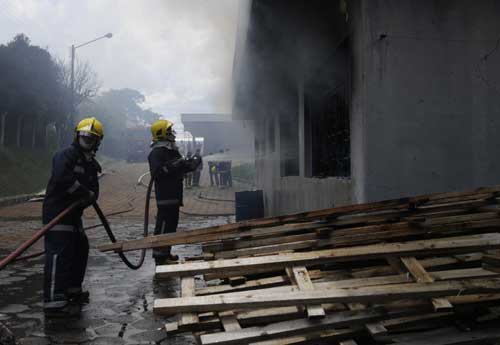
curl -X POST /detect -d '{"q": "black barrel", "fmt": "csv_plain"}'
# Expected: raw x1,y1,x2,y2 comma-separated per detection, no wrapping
235,190,264,222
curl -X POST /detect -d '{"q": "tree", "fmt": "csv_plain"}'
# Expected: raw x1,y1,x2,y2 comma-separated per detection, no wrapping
0,34,67,148
77,88,161,158
55,58,101,108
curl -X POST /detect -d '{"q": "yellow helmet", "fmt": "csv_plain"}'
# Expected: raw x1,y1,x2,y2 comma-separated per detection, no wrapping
151,119,174,141
75,117,104,139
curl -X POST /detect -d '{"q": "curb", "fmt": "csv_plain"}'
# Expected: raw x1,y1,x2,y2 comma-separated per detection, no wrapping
0,193,39,208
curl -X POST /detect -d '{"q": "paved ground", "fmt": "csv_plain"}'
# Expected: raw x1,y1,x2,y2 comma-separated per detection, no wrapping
0,157,250,344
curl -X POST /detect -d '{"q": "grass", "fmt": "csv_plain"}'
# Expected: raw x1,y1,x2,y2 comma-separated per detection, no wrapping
232,162,256,184
0,147,55,197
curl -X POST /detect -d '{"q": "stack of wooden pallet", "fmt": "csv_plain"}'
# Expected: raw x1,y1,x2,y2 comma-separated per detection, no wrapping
99,185,500,344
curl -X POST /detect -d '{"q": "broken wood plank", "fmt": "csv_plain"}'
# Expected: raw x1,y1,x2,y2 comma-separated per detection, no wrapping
156,233,500,278
154,277,500,315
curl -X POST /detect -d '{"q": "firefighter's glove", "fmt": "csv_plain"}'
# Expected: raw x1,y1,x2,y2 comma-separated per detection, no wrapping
80,190,97,208
168,158,185,169
190,157,202,171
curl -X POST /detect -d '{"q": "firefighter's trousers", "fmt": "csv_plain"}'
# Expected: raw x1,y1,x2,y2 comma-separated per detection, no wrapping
43,223,89,308
152,205,179,259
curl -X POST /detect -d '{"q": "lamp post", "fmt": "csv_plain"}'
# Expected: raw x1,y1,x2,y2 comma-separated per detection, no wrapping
68,33,112,139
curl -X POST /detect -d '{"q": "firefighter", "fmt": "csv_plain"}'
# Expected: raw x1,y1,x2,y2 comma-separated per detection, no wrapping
42,117,103,317
148,120,200,265
184,151,193,188
192,149,203,187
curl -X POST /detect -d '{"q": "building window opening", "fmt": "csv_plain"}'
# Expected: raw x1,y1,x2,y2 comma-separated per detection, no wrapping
305,85,350,178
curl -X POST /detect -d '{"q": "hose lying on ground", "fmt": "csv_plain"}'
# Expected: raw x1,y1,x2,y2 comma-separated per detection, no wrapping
0,201,81,271
0,197,150,271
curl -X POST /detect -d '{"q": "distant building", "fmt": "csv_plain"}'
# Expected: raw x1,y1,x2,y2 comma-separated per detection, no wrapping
181,113,253,155
233,0,500,216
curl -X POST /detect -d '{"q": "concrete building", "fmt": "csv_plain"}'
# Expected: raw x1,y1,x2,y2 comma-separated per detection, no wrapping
181,113,254,155
233,0,500,216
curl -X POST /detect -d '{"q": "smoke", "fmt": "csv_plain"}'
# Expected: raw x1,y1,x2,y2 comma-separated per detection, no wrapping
0,0,240,125
233,1,346,122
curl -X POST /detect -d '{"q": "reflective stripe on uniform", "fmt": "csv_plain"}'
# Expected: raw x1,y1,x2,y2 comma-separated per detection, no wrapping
44,300,67,309
74,166,85,174
51,224,75,232
50,254,58,301
157,199,179,206
67,180,81,194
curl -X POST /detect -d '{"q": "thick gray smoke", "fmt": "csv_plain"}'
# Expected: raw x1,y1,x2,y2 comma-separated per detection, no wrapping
0,0,240,125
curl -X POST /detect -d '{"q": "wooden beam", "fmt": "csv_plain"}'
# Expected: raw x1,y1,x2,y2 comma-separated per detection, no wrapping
389,326,500,345
180,277,199,326
250,329,358,345
199,308,385,345
219,312,241,332
156,233,500,278
288,266,325,319
401,256,453,311
99,185,500,253
153,278,500,315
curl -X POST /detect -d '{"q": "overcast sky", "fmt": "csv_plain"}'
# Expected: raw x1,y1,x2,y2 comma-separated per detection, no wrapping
0,0,240,127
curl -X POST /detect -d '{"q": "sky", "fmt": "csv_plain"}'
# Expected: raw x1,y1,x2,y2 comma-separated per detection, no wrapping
0,0,240,128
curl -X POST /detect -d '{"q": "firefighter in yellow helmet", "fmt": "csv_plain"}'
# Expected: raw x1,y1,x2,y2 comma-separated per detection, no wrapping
42,117,103,317
148,119,201,264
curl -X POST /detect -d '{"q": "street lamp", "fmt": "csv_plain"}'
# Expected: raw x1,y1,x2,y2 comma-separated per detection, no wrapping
69,33,112,135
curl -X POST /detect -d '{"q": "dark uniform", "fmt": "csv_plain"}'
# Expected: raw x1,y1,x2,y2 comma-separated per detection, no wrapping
192,151,203,187
148,141,198,260
42,142,100,309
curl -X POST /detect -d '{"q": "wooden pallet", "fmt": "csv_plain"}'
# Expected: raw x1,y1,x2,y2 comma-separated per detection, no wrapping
101,185,500,344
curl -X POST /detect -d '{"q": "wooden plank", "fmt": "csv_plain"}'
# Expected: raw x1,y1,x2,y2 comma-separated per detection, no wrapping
250,329,358,345
153,277,500,315
156,233,500,278
401,256,453,311
339,341,358,345
289,266,325,319
389,326,500,345
99,185,500,253
365,322,387,336
199,308,385,345
381,312,454,330
215,240,318,259
180,277,199,326
219,312,241,332
204,233,318,253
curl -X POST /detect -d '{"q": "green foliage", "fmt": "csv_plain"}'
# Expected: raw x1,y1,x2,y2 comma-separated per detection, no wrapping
0,147,54,197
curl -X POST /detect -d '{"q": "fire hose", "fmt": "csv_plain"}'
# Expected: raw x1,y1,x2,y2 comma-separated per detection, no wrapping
0,171,155,271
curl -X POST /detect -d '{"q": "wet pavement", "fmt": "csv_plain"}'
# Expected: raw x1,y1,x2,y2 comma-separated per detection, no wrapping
0,216,233,344
0,159,244,344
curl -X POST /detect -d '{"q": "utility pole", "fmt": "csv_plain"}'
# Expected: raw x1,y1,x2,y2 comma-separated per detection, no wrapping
70,44,75,138
66,33,112,146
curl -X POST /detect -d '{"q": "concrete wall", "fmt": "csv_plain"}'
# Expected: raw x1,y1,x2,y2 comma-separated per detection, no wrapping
359,0,500,201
